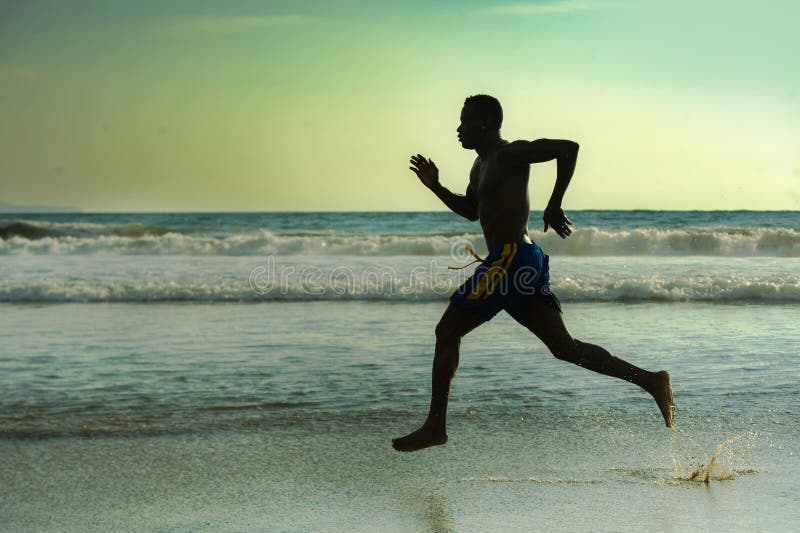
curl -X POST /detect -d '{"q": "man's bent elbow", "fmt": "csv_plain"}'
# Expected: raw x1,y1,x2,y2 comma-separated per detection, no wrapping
566,140,579,155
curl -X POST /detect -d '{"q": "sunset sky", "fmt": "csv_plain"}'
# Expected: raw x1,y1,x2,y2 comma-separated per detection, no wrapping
1,0,798,211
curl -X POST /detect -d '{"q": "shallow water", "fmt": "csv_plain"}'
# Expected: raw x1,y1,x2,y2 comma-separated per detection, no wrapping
1,302,799,531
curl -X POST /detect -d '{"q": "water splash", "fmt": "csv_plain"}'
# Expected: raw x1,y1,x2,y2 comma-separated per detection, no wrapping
670,431,759,483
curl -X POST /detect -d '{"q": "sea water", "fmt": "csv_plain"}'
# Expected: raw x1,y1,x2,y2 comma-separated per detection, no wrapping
1,211,799,531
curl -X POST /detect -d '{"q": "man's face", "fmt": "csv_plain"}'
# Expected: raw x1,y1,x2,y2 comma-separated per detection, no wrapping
456,105,485,150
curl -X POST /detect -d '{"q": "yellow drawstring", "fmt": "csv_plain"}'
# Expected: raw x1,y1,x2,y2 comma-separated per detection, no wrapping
448,245,486,270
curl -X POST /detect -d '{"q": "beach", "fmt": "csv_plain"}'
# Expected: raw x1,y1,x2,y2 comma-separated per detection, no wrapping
2,211,799,531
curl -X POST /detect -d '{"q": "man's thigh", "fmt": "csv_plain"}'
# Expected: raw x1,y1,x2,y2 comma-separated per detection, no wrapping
437,301,487,340
505,298,574,351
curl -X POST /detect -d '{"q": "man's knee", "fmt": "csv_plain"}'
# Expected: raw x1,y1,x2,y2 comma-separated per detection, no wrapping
546,336,582,364
433,321,460,373
435,319,462,345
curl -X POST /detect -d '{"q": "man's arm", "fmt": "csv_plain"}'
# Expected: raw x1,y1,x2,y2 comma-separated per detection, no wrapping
499,139,578,238
409,154,478,221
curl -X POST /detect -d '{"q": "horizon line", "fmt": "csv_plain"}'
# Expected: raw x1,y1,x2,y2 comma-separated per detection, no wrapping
2,208,799,215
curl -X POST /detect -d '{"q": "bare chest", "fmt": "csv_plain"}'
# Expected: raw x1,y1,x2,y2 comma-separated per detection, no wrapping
470,159,528,199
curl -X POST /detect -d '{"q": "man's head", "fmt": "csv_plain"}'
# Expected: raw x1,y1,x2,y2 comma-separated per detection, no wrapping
457,94,503,150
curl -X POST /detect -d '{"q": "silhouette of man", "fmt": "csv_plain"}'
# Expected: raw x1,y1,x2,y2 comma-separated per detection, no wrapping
393,95,675,452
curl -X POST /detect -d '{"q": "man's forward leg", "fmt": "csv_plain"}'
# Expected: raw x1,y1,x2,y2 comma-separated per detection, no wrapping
507,299,675,427
392,302,486,452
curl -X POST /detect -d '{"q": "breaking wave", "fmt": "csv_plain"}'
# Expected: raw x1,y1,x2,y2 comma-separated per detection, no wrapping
2,221,800,257
2,274,798,303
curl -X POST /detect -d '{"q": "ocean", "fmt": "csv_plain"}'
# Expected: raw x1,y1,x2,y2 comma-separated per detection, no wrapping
1,211,799,531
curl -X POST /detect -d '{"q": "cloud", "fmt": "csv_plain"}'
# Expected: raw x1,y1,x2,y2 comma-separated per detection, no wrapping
168,15,310,33
475,0,605,15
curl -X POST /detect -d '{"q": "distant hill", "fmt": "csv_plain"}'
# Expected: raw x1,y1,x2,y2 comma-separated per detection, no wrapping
0,202,82,213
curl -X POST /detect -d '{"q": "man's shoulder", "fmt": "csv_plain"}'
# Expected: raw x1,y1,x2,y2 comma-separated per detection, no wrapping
494,140,531,166
500,140,530,152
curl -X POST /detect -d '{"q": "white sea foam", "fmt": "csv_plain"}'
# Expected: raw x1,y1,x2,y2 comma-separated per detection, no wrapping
2,274,799,302
0,230,458,256
2,226,800,257
554,274,800,302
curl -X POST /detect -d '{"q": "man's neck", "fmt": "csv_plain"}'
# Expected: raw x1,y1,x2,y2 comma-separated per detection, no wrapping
475,136,506,159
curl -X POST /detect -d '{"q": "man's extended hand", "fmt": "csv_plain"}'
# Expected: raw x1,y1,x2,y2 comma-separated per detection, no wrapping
543,204,573,238
409,154,439,188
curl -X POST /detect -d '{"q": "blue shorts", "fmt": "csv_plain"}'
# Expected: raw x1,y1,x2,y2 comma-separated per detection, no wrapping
449,241,562,323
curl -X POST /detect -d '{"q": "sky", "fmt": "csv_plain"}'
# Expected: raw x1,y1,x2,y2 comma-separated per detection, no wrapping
1,0,799,211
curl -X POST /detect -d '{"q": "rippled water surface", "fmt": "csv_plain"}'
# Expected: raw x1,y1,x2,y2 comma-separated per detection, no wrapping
2,302,799,531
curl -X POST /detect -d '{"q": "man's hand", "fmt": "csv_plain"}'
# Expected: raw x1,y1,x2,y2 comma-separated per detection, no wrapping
409,154,439,188
412,154,478,221
543,204,573,238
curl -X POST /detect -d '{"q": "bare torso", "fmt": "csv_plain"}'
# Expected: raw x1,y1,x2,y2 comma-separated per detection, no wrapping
470,144,532,250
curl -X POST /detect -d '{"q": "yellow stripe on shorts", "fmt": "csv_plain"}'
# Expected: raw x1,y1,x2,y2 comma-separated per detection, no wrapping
467,243,515,301
481,242,517,300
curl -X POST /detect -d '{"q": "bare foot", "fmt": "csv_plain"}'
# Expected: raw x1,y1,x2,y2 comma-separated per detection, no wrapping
649,370,676,427
392,425,448,452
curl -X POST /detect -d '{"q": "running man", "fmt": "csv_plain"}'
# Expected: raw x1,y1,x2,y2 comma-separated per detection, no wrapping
392,94,675,452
